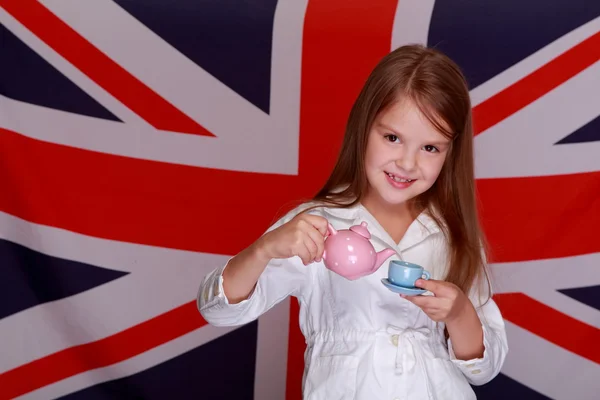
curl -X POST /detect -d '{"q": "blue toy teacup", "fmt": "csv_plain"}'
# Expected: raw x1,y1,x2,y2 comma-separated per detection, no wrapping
388,260,430,288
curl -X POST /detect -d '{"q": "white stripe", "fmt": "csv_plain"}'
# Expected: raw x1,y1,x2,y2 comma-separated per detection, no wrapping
474,58,600,179
501,321,600,399
0,211,228,373
391,0,435,49
0,210,204,275
490,253,600,329
13,323,241,400
269,0,307,142
1,211,291,397
0,94,288,174
0,271,219,375
391,1,600,113
490,252,600,292
470,15,600,107
392,1,600,178
37,0,308,175
526,290,600,330
38,0,268,136
0,7,152,128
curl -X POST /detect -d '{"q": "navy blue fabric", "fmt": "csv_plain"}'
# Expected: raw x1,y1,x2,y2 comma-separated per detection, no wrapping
428,1,600,89
559,285,600,310
473,373,552,399
114,0,278,114
0,25,119,121
0,238,128,320
57,322,258,400
555,115,600,144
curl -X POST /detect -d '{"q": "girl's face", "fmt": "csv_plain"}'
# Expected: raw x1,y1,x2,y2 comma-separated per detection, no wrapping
363,100,451,211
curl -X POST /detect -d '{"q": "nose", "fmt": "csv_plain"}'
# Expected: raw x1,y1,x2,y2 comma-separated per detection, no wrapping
395,149,417,172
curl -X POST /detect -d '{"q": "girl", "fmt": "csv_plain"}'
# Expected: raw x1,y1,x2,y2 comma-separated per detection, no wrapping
197,44,508,400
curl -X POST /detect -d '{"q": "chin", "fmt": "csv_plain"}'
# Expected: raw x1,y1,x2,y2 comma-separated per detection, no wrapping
376,182,430,207
382,193,415,207
376,188,415,207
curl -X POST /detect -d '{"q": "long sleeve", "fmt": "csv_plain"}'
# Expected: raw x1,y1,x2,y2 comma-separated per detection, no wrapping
196,207,314,327
447,272,509,385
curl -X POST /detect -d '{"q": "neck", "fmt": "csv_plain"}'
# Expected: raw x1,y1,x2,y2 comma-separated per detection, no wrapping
361,191,416,244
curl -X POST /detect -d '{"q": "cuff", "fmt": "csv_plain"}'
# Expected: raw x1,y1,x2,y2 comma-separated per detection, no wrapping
447,324,494,382
199,260,255,311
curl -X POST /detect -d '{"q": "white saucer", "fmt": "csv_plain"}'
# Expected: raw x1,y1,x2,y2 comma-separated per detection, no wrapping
381,278,427,296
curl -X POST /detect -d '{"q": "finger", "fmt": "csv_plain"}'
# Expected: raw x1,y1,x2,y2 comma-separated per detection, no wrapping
305,227,325,261
303,237,318,262
297,247,312,265
424,310,443,321
403,295,439,309
293,237,312,265
414,278,443,294
306,215,329,236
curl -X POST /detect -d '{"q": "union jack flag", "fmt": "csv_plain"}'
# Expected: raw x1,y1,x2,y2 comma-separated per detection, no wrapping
0,0,598,399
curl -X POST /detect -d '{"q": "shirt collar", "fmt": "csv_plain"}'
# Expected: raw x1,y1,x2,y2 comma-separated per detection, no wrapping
318,201,441,252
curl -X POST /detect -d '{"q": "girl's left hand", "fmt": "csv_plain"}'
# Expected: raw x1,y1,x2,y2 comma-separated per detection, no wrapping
401,279,472,323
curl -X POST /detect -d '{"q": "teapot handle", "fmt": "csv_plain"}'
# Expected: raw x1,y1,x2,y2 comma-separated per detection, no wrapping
325,223,337,239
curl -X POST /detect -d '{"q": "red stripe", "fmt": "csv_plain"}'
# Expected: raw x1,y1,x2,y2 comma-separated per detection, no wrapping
494,293,600,364
1,126,596,265
0,0,214,137
0,127,308,255
477,172,600,263
0,302,205,400
472,30,600,135
286,1,399,398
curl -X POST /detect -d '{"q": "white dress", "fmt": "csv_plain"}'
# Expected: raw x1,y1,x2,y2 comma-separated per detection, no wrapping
197,202,509,400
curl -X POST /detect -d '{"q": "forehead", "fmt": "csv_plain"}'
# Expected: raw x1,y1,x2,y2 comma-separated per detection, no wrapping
375,100,451,143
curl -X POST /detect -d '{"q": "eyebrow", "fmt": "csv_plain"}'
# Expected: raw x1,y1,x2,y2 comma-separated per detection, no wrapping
376,122,451,146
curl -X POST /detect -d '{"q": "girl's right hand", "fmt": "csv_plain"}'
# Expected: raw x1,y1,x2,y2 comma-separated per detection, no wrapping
256,213,329,265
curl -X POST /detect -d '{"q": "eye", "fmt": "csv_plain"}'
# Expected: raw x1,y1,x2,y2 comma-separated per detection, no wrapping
423,145,439,153
384,134,400,143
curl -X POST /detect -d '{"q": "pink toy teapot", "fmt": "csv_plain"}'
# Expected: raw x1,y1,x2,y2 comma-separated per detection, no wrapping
322,221,397,280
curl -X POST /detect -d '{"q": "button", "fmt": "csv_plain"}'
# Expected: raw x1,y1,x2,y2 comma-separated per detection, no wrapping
471,369,481,374
390,334,399,346
466,363,475,368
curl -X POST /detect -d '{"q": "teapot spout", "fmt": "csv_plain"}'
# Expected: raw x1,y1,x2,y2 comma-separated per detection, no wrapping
374,248,398,270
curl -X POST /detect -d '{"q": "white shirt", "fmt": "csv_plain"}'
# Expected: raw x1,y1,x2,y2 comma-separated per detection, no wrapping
197,202,508,400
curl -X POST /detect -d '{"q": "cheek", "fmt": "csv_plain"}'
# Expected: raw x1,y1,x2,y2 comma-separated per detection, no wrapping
364,137,380,169
366,140,395,170
422,157,446,179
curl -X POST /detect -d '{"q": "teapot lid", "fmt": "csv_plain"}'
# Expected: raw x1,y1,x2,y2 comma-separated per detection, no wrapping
349,221,371,239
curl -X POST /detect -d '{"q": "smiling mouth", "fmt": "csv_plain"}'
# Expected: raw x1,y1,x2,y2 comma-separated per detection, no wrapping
385,172,415,183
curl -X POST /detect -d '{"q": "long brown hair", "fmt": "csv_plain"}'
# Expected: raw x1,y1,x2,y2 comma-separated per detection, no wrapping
312,44,491,302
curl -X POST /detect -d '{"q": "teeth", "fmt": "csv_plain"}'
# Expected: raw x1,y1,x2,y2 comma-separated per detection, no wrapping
386,172,413,183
